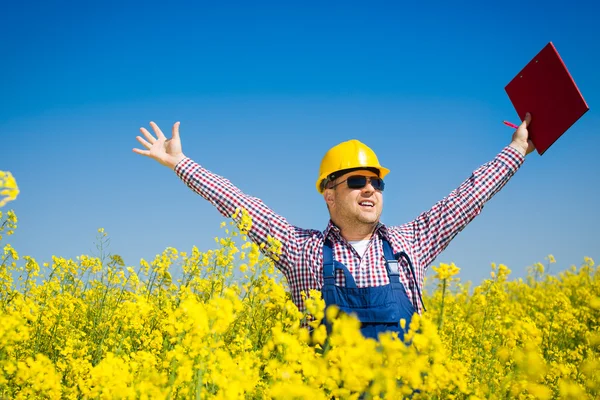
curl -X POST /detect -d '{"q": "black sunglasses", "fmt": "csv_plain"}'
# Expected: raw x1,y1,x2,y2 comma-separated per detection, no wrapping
330,175,385,191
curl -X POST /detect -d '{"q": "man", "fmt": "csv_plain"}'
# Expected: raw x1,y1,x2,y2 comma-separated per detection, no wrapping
133,113,533,341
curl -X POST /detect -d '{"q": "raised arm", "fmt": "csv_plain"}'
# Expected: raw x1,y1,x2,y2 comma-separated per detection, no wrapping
133,122,301,273
397,113,533,269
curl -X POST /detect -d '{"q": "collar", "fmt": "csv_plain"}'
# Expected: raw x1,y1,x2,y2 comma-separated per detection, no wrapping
323,220,389,243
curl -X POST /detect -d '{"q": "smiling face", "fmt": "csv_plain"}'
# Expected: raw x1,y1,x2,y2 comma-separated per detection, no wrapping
323,169,384,240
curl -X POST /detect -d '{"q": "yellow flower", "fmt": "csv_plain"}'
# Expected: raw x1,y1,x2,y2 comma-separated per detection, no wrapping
432,262,461,281
0,171,19,207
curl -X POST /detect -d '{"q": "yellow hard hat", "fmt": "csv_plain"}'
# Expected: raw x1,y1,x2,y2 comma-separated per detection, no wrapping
316,139,390,193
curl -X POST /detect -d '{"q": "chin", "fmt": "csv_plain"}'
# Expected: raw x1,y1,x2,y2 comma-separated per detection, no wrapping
358,215,380,224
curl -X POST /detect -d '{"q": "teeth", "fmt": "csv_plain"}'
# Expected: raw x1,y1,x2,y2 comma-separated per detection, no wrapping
360,201,374,207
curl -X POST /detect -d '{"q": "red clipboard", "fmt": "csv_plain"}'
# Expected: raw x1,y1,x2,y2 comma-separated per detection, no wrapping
505,42,589,155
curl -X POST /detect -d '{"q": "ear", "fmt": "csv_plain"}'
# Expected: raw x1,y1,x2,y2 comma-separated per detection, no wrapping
323,189,335,208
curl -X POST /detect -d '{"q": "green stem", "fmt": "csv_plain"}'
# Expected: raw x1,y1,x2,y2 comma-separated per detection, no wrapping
437,278,447,331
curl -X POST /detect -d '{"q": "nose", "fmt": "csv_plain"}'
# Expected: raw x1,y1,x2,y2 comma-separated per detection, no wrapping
362,178,377,192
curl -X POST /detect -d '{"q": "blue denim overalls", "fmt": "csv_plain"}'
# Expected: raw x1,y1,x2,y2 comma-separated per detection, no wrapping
321,237,417,341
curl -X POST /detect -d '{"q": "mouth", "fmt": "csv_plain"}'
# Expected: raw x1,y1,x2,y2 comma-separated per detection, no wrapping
359,200,375,208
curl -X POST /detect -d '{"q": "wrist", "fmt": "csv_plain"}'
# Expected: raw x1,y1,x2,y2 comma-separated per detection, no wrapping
509,141,527,157
168,153,186,170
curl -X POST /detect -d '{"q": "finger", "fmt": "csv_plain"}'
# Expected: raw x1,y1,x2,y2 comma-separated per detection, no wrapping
132,148,151,156
150,121,166,139
172,121,180,140
140,127,157,144
135,136,152,149
521,112,532,127
519,118,526,129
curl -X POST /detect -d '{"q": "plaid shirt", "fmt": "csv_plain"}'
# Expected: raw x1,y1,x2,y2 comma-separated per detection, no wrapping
175,146,524,315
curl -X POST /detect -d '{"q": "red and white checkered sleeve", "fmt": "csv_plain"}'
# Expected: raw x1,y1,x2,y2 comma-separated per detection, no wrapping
174,157,300,273
398,146,524,269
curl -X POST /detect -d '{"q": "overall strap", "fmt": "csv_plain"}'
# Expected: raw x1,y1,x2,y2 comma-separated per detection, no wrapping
323,239,357,288
382,237,427,312
396,250,427,313
381,239,400,282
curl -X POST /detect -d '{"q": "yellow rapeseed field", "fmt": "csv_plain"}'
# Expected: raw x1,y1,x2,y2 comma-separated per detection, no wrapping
0,172,598,399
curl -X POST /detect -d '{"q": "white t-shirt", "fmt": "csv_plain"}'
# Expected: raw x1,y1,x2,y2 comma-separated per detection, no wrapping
348,239,370,258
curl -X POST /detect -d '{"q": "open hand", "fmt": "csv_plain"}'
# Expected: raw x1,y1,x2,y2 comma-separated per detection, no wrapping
133,121,186,169
510,112,535,156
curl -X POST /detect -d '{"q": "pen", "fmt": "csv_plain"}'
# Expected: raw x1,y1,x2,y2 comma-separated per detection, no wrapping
503,121,520,129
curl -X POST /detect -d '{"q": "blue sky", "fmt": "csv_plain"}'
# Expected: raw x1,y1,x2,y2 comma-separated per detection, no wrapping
2,1,599,287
